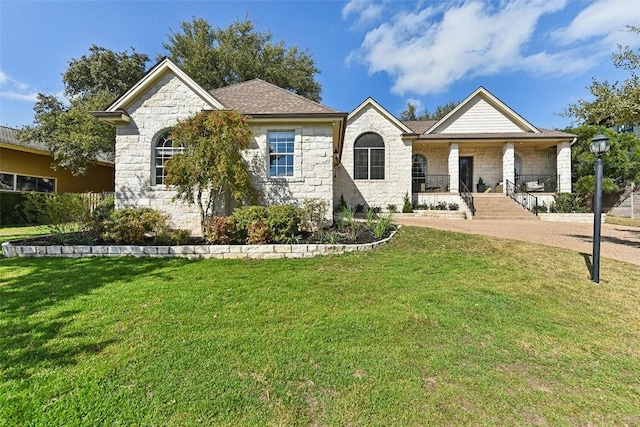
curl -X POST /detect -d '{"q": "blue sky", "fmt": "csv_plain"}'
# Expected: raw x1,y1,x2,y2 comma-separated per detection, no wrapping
1,0,639,130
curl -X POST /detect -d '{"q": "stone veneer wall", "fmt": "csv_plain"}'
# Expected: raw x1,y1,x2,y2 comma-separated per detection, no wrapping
115,73,213,234
335,105,412,210
246,125,334,216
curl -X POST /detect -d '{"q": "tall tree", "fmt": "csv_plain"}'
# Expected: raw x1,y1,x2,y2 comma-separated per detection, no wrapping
162,17,322,101
165,110,259,231
20,46,149,174
399,100,458,121
564,26,640,126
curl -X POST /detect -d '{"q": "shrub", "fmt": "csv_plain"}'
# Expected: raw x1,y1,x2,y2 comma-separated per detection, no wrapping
230,206,267,242
0,192,29,225
267,205,301,243
22,192,91,244
434,201,448,210
300,198,328,233
549,193,588,213
203,216,235,244
402,192,413,213
338,194,348,212
247,219,270,244
91,196,115,236
102,208,169,244
447,202,459,211
387,204,397,213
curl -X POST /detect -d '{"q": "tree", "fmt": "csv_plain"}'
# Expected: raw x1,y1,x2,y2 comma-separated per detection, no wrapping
399,100,458,121
162,16,322,101
567,125,640,190
564,26,640,126
165,110,259,231
19,46,149,174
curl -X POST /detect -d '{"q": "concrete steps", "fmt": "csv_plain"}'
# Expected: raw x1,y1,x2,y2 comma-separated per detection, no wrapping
471,194,538,220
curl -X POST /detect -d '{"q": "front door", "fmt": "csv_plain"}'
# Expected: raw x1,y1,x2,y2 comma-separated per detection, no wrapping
459,157,473,192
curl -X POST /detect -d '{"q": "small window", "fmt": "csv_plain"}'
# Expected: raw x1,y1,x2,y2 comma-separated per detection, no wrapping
154,131,184,185
269,131,294,177
354,132,384,180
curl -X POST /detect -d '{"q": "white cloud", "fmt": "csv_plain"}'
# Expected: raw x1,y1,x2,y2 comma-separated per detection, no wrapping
345,0,640,96
0,70,39,102
551,0,640,47
342,0,384,28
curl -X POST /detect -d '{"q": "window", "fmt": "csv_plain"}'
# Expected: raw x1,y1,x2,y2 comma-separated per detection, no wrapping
354,132,384,179
0,172,55,193
154,131,184,185
412,154,427,185
269,131,294,177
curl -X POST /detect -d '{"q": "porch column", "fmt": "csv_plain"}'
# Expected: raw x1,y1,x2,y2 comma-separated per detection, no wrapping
556,142,572,193
448,143,459,192
502,142,514,194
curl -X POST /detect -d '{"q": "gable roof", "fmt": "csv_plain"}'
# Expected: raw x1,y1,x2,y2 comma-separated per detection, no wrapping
424,86,540,135
349,97,414,134
210,79,339,115
106,57,225,113
402,120,437,135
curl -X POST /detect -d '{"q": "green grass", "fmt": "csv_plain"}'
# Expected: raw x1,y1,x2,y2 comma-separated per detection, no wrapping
606,215,640,227
1,227,639,425
0,225,46,245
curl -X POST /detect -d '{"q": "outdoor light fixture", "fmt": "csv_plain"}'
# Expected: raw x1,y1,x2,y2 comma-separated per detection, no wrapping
590,133,610,283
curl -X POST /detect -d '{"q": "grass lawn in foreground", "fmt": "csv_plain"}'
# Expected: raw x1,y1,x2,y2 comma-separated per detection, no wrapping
1,227,639,425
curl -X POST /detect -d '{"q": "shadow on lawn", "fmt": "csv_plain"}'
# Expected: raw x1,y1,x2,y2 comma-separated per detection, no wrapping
0,257,180,380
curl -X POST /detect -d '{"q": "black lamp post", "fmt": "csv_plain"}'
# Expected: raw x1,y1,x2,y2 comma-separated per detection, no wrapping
590,133,610,283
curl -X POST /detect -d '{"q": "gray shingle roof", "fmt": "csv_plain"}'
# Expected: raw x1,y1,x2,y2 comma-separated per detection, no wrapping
402,120,437,134
210,79,340,115
0,126,48,151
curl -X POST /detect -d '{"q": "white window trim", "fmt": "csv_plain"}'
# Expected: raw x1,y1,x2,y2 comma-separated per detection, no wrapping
152,130,184,186
0,171,57,193
267,130,296,179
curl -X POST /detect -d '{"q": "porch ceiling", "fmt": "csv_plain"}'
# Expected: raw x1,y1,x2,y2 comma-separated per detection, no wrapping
413,139,566,151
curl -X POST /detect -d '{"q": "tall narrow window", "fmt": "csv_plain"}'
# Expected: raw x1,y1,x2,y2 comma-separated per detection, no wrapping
354,132,384,180
269,130,294,177
412,154,427,190
154,131,184,185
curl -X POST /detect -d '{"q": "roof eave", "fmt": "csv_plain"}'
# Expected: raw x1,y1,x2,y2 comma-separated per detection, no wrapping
91,110,131,125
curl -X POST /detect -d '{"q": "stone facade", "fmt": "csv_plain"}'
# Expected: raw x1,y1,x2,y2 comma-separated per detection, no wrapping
335,104,412,210
247,124,334,214
115,73,213,233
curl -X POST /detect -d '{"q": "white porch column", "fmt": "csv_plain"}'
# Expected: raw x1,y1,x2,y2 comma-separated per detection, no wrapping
448,143,459,192
557,141,572,193
502,142,514,194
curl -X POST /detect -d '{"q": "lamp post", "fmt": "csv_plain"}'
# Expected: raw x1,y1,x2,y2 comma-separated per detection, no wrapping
590,133,610,283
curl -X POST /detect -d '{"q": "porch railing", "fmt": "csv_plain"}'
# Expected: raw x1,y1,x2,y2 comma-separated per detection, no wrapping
515,174,558,193
413,175,450,193
506,179,538,215
459,181,475,215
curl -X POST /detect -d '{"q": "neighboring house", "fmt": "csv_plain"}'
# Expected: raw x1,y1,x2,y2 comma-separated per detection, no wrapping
0,126,115,194
94,58,576,234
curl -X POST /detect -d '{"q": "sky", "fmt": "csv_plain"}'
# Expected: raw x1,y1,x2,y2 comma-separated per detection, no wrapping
1,0,639,131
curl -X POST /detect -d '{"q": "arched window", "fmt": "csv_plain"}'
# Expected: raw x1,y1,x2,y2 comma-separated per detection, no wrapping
412,154,427,188
154,131,184,185
354,132,384,180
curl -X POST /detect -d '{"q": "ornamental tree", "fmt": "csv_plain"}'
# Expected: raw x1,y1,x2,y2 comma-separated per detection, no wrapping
165,110,259,232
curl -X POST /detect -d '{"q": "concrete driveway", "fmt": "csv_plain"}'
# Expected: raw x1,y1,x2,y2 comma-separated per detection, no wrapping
394,217,640,266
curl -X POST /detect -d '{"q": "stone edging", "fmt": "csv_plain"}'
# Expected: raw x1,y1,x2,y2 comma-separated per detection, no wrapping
539,213,605,223
1,229,398,260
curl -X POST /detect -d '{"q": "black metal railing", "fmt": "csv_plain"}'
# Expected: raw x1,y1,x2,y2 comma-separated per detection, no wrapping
514,174,558,192
413,175,450,193
506,179,538,215
459,181,475,215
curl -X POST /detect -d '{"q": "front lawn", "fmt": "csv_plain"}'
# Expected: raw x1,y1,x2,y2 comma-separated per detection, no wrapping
1,227,639,425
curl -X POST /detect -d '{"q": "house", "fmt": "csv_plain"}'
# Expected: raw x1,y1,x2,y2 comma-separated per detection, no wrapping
0,126,115,194
94,58,576,234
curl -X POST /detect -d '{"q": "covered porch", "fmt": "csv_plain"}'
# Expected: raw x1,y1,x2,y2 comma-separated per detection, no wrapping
411,138,572,203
